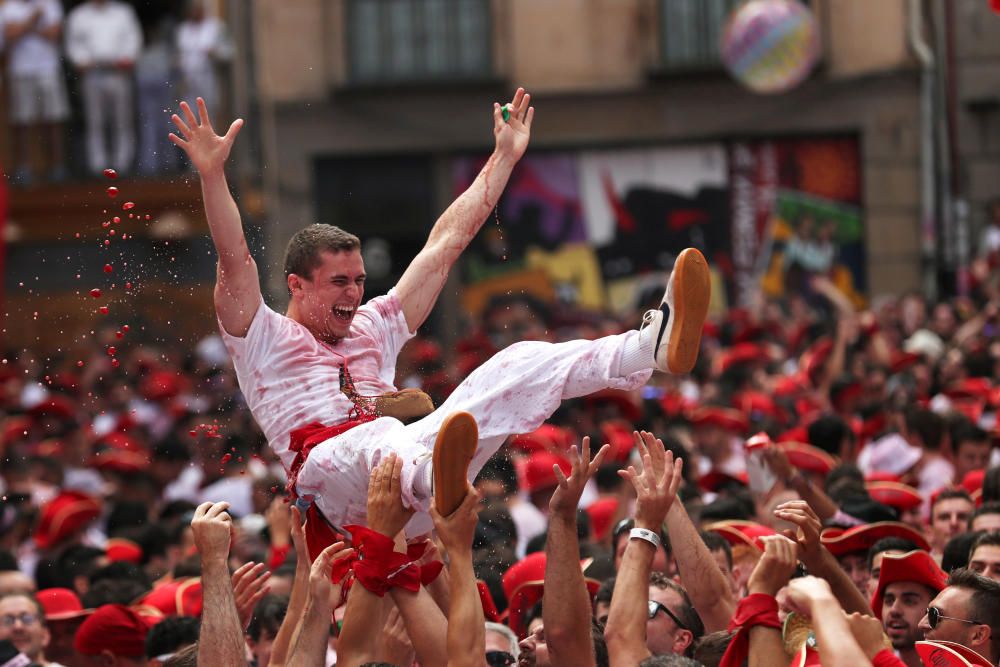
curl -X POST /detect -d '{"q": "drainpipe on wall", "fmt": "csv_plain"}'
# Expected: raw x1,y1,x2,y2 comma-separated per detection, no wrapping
907,0,937,300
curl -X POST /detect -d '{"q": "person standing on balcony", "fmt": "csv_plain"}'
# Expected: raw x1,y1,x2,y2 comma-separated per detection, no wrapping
64,0,143,176
0,0,69,185
176,0,232,114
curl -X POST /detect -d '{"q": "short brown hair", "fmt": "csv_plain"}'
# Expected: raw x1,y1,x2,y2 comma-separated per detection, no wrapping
283,224,361,281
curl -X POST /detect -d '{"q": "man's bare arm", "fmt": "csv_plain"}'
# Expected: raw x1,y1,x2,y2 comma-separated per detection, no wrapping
545,439,610,667
191,502,246,667
666,501,736,632
395,88,534,332
169,98,261,337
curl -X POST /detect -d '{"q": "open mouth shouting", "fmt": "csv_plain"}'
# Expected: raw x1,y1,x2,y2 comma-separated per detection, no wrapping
332,304,357,322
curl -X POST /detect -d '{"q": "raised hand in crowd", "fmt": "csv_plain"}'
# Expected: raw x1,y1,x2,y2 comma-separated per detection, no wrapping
191,501,245,667
786,576,873,667
285,540,353,667
168,97,242,176
368,453,415,539
744,534,800,667
231,560,271,631
268,505,312,667
545,437,610,667
775,499,873,615
432,485,486,667
844,611,893,661
605,432,684,666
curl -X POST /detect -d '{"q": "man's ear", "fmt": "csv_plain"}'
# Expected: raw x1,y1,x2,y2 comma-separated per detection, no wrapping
100,649,117,666
973,622,991,649
288,273,302,295
674,628,694,655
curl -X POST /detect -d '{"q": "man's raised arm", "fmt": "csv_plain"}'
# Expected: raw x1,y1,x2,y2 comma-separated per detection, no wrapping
169,97,261,337
395,87,535,332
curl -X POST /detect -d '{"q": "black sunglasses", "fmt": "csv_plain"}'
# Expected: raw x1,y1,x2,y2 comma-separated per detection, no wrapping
485,650,516,666
926,606,980,630
647,600,688,630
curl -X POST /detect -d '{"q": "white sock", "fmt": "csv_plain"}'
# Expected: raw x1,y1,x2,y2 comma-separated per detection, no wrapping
412,458,434,499
618,328,655,377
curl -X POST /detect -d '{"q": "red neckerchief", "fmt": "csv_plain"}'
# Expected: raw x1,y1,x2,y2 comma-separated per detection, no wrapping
328,526,441,597
719,593,782,667
872,649,907,667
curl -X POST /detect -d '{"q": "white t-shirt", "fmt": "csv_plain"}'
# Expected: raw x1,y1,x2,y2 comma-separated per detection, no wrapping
220,290,413,470
0,0,63,77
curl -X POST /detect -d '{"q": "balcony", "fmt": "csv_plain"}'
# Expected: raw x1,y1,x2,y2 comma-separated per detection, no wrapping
345,0,494,86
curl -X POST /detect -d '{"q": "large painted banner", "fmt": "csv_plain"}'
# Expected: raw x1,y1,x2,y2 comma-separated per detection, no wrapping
453,136,864,314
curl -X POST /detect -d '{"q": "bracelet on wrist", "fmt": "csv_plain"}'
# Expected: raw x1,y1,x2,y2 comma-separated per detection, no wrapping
629,527,661,549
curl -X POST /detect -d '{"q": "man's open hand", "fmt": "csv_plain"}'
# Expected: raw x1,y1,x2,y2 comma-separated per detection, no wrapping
308,541,354,610
431,484,481,556
191,501,234,563
168,97,243,176
619,432,683,532
550,437,610,519
494,87,534,162
367,454,414,539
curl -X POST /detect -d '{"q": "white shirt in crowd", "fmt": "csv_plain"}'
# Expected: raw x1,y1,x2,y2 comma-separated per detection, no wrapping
64,0,142,69
176,15,230,78
0,0,63,77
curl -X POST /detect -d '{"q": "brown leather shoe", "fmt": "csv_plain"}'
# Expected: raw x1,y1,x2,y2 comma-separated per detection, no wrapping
432,412,479,516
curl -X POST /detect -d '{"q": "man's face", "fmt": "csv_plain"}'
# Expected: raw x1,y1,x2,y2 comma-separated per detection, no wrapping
594,600,610,627
484,628,516,667
0,596,48,661
971,513,1000,533
838,553,869,594
709,548,739,595
646,585,692,657
919,587,986,652
518,619,549,667
969,545,1000,582
932,498,975,549
288,250,366,342
881,582,934,651
954,441,991,481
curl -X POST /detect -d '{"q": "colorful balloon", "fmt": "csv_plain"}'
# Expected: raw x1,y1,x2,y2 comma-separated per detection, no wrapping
721,0,821,94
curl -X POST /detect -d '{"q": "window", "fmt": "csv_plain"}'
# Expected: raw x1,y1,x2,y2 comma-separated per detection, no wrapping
658,0,747,70
347,0,492,84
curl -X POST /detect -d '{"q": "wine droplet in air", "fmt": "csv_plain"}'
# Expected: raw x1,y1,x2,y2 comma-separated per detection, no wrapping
107,186,118,198
89,288,102,298
103,168,118,180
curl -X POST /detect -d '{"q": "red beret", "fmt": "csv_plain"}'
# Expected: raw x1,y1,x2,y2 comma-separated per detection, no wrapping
34,490,101,550
140,371,185,401
600,421,635,463
522,452,571,495
137,578,203,617
74,604,152,657
718,343,768,374
106,538,143,565
945,378,993,402
27,395,77,420
510,424,571,455
501,553,598,638
821,521,930,557
36,588,88,621
584,497,619,542
871,551,946,620
689,407,749,434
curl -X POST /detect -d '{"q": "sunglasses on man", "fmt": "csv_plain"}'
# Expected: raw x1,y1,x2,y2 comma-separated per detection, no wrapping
485,650,516,666
925,606,981,630
647,600,688,630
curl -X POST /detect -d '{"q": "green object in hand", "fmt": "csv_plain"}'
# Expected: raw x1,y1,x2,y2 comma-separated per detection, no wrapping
502,105,511,122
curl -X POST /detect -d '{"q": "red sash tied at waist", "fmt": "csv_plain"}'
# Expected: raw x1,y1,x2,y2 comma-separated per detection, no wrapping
286,417,376,498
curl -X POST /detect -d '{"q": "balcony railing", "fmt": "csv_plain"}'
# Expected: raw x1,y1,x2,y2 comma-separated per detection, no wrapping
658,0,745,71
346,0,492,84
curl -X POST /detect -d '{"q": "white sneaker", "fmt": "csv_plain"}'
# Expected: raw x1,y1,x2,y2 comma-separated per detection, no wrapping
641,248,711,374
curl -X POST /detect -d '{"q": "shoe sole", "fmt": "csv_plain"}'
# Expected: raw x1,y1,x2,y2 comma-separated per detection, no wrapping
666,248,711,374
432,411,479,516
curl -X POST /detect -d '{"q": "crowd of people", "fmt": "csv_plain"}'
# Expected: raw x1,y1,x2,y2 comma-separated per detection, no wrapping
0,0,231,185
0,256,999,666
